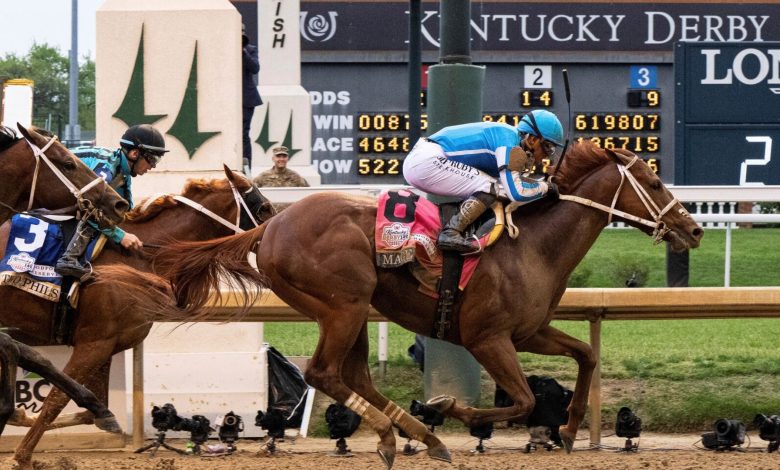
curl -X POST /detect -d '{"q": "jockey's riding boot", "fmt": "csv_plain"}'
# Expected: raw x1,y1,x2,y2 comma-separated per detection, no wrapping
55,221,97,280
438,191,496,253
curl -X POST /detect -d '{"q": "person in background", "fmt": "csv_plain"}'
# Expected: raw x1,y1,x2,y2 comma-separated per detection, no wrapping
55,124,168,279
402,109,564,253
242,23,262,175
253,146,309,188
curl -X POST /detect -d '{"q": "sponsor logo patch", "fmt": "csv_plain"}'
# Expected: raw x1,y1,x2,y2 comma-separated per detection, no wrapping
8,252,35,273
381,223,410,249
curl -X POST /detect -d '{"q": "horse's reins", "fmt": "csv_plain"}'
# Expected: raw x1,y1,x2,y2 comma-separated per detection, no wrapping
558,155,688,243
138,182,261,250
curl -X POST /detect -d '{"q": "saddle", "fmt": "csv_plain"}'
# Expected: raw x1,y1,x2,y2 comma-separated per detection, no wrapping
0,215,107,344
374,190,510,340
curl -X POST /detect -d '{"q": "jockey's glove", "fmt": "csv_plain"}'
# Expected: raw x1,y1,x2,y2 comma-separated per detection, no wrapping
546,182,560,201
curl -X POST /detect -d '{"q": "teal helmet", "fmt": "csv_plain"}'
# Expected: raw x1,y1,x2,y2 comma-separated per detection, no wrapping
517,110,564,147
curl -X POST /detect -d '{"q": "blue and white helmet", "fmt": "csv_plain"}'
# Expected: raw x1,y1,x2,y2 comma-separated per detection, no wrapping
517,110,564,147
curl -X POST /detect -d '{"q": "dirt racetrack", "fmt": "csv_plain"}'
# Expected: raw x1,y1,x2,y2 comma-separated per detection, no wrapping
2,430,778,470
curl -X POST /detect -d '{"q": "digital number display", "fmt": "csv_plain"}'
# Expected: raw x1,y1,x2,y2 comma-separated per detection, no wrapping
357,136,410,154
576,136,660,153
627,89,660,107
520,89,553,107
357,158,402,175
358,113,428,132
575,113,659,132
482,113,523,126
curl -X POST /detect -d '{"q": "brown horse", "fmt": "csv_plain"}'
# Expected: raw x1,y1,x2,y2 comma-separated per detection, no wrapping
0,166,274,469
154,141,703,468
0,332,121,436
0,124,128,227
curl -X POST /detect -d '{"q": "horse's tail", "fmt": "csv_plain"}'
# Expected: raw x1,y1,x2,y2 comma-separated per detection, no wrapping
153,224,270,317
88,265,187,321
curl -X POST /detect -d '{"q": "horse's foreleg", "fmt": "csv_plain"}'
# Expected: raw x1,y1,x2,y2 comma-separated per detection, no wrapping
14,343,115,468
341,325,450,463
518,324,596,452
16,344,118,431
427,335,536,427
0,333,20,435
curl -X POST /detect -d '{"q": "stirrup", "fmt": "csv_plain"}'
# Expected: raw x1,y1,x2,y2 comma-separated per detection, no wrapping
460,235,484,256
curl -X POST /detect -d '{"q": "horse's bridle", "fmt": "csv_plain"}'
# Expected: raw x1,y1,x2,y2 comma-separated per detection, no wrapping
141,181,273,235
558,155,690,243
24,135,110,220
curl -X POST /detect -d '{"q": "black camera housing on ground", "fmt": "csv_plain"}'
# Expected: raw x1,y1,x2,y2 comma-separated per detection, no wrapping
702,419,745,450
256,408,286,439
754,414,780,453
218,411,244,445
615,407,642,439
409,399,445,428
178,415,212,445
151,403,182,432
325,403,362,439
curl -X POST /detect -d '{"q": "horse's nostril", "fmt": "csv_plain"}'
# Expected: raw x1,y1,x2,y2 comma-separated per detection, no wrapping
692,227,704,239
115,200,130,215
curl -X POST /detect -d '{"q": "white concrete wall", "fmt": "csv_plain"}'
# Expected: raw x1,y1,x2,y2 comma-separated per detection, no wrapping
96,0,243,200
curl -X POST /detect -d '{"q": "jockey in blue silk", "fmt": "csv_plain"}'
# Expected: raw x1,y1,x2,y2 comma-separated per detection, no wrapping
54,124,168,279
403,109,565,253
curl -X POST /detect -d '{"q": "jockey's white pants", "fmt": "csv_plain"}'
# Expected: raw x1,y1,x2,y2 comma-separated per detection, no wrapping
403,139,494,199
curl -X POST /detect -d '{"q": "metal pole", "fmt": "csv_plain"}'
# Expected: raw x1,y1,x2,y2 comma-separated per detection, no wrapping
132,343,145,449
588,318,602,445
407,0,422,171
67,0,80,144
378,322,389,378
724,222,732,287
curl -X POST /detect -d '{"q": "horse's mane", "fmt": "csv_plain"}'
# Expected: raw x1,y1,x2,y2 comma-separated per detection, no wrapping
126,178,234,222
0,125,20,152
554,140,610,190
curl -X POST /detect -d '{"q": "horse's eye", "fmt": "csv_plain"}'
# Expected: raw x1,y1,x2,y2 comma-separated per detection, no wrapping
63,159,77,171
650,180,662,190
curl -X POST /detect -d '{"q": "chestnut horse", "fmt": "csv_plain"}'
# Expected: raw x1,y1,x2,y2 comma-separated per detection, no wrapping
0,166,274,469
155,142,703,469
0,124,128,227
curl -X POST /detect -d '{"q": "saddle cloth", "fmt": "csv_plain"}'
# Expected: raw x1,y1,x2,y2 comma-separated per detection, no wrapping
0,214,98,302
374,190,488,295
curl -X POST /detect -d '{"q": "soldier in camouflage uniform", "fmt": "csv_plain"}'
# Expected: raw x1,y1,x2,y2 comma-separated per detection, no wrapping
253,146,309,187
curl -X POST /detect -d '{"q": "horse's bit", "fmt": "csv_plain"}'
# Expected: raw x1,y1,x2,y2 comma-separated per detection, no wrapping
24,135,109,221
558,155,690,243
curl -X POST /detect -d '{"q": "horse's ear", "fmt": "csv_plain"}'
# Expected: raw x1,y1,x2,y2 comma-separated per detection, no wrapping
604,148,623,164
223,163,234,180
16,123,32,140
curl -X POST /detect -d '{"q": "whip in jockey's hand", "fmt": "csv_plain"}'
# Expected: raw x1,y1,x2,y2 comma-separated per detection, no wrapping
55,125,168,280
402,109,565,253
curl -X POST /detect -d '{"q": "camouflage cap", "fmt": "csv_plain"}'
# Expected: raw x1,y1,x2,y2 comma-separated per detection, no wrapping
273,146,289,156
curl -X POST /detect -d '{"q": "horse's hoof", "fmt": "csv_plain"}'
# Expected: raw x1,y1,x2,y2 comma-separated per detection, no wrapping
559,427,575,453
425,395,455,413
12,458,33,470
426,443,452,463
95,415,123,434
377,447,395,470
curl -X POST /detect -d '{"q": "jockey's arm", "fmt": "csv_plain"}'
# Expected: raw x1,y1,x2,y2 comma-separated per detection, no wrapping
495,146,551,204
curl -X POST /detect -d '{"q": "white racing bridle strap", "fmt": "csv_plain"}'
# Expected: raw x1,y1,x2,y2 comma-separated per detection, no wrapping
25,136,106,211
558,155,683,243
172,195,244,234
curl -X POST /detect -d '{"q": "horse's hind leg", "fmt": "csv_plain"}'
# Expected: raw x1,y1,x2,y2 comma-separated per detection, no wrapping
427,335,536,426
518,324,596,452
0,332,19,435
341,324,451,463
